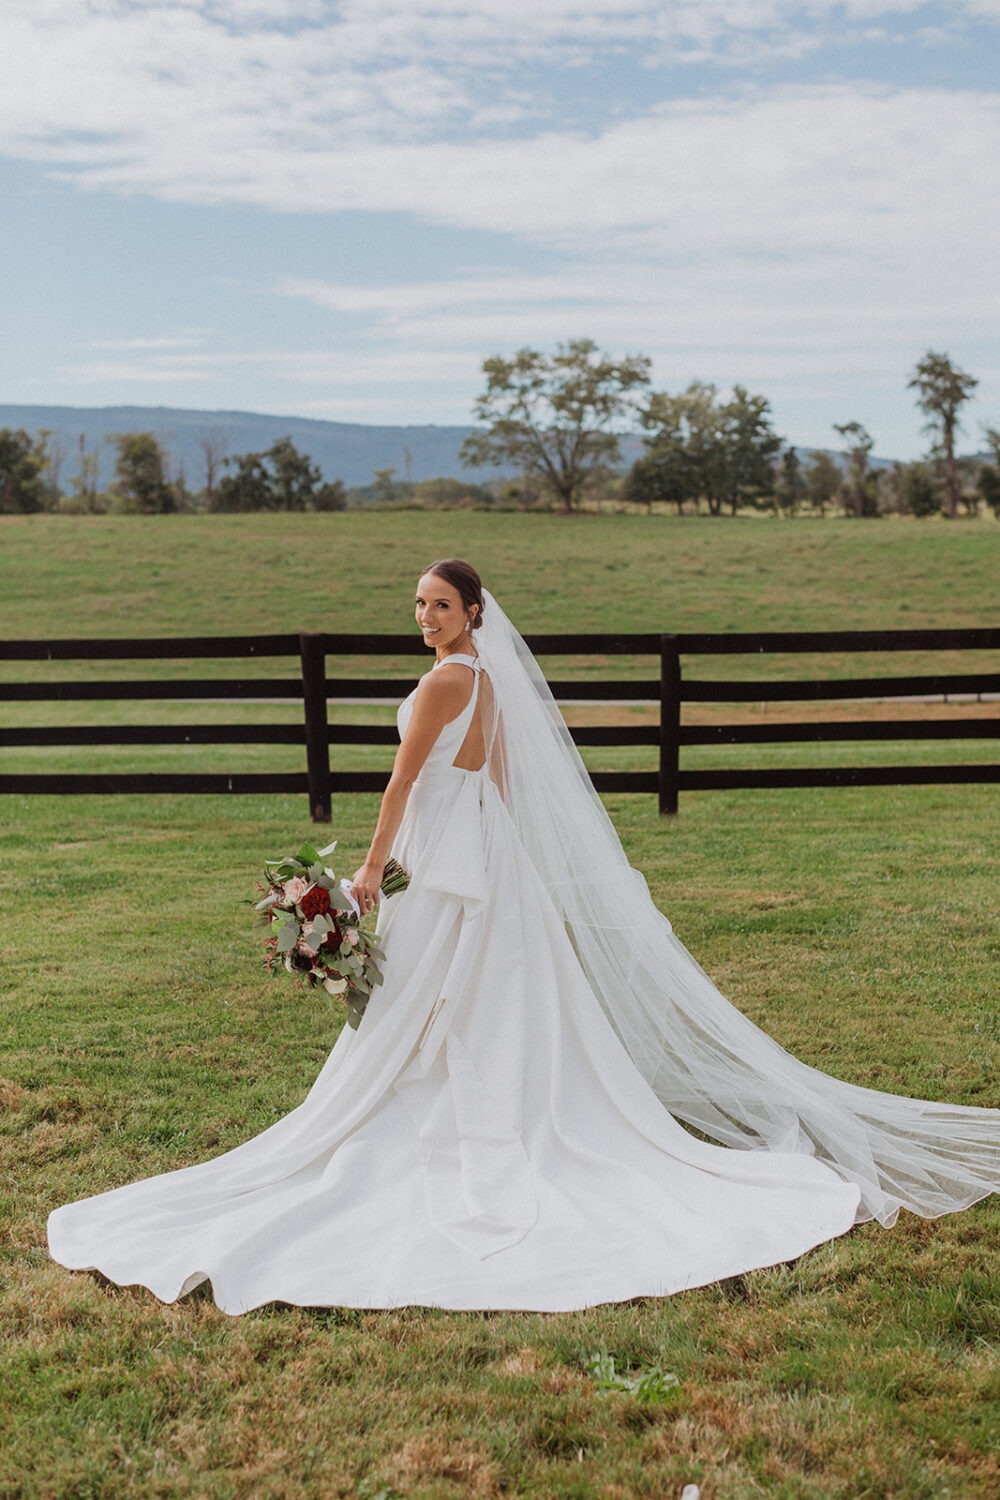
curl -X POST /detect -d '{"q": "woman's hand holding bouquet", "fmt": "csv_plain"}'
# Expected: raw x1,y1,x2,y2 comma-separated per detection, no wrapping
255,841,408,1031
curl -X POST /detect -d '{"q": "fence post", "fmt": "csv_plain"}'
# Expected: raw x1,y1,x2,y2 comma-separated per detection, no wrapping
299,632,331,823
659,634,681,815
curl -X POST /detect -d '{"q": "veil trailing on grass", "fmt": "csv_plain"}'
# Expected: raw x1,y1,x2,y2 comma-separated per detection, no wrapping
475,590,998,1227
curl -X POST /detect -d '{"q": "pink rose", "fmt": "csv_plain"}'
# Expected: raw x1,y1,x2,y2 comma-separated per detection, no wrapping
284,876,308,905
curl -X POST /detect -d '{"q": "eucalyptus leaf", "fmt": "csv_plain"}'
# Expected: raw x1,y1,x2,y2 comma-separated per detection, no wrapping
276,922,300,953
296,842,320,865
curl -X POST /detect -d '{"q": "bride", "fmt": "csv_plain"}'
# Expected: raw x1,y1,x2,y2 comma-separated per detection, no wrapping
48,559,999,1314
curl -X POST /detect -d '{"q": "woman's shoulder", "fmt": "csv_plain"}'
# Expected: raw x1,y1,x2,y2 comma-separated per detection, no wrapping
413,662,475,711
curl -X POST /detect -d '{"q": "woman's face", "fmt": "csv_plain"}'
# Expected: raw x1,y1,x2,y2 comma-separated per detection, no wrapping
415,572,475,651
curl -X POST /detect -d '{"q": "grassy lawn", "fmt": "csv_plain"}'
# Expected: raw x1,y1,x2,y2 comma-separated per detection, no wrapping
2,510,998,638
1,514,998,1498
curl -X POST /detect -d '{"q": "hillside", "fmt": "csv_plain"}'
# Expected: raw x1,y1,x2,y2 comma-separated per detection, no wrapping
0,404,509,491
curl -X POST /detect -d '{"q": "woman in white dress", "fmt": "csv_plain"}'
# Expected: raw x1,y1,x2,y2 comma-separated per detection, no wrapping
47,560,999,1315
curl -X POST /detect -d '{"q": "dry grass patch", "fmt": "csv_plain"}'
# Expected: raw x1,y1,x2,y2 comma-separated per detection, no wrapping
386,1434,502,1497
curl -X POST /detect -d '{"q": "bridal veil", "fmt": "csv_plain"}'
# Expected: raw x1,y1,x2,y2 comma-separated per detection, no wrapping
474,590,998,1227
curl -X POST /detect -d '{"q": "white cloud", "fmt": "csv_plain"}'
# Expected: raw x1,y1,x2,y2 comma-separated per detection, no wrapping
11,75,996,279
3,1,998,452
227,84,1000,281
272,252,998,376
65,345,480,386
88,334,211,350
1,0,995,253
1,0,996,187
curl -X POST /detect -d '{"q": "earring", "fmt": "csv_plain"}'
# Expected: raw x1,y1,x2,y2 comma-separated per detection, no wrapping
466,621,472,632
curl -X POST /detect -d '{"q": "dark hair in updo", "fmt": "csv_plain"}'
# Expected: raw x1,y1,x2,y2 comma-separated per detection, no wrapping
421,558,485,630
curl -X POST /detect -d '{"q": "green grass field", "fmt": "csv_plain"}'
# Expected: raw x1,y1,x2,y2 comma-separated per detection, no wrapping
3,510,998,637
2,513,998,1499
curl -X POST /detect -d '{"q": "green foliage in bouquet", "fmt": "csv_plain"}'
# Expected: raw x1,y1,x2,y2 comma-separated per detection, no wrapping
255,840,408,1030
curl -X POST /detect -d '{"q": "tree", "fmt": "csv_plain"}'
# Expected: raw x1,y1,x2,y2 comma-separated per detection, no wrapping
891,460,941,518
775,447,806,515
804,451,841,515
69,433,103,512
36,429,67,508
0,428,45,513
622,453,680,514
213,437,344,512
717,386,782,515
111,432,174,513
908,351,978,520
833,421,877,517
267,436,325,510
631,381,781,516
956,455,981,517
978,425,1000,518
372,468,400,506
978,466,1000,517
199,429,228,509
313,476,347,511
213,451,272,512
460,339,651,513
626,382,719,514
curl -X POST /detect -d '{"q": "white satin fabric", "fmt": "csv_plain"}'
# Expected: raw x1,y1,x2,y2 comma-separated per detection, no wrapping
49,655,867,1314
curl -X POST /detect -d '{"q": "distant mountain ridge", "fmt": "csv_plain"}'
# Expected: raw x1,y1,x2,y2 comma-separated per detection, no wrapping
1,403,933,493
0,404,511,491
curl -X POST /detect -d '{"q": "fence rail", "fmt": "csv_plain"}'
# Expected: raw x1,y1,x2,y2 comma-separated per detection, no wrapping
1,629,998,818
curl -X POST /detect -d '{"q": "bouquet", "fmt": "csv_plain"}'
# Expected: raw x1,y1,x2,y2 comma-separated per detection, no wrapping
255,840,409,1031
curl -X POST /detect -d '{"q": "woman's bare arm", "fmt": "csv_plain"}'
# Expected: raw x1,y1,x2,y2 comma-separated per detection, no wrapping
349,669,471,909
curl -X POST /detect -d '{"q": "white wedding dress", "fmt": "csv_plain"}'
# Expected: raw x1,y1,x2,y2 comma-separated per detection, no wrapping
48,606,999,1315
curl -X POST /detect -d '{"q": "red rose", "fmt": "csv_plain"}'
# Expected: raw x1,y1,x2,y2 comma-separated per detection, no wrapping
300,885,331,919
322,928,342,951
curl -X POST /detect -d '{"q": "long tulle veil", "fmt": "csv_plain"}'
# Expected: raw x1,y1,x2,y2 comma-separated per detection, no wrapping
475,590,998,1226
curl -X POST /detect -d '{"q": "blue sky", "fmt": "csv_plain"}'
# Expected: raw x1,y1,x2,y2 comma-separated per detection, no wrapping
2,1,998,458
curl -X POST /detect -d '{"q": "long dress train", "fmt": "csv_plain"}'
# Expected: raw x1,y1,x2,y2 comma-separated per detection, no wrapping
47,642,998,1314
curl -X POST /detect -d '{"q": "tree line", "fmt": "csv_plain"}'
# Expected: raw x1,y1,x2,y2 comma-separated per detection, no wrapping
460,341,999,519
0,430,348,515
2,343,998,518
0,428,497,516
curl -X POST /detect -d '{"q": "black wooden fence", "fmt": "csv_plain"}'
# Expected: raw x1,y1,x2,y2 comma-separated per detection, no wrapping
1,629,998,818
